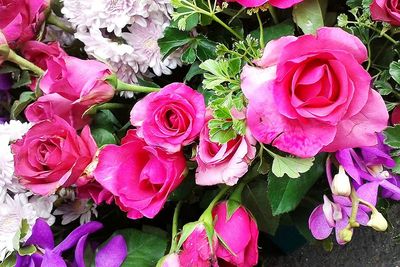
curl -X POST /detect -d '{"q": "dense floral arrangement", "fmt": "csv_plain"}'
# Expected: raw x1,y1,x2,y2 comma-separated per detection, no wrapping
1,0,400,266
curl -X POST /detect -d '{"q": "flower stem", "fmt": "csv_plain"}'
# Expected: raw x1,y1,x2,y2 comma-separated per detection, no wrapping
113,80,160,93
0,46,44,76
347,21,398,45
348,187,360,228
256,12,265,49
210,14,243,40
47,13,75,34
269,6,279,24
169,201,182,253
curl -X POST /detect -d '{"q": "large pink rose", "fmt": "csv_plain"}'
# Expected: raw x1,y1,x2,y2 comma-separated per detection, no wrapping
12,116,97,195
130,82,206,153
226,0,302,8
371,0,400,26
241,27,388,158
93,130,187,219
179,224,218,267
0,0,48,47
196,117,256,186
25,56,115,129
212,202,259,267
21,41,67,70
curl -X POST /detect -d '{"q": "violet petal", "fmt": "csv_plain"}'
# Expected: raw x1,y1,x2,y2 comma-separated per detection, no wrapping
95,235,127,267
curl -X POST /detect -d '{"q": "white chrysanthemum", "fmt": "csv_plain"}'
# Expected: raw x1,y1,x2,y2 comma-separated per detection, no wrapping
0,120,31,143
54,199,98,225
0,139,14,202
62,0,182,97
0,194,37,261
29,195,57,226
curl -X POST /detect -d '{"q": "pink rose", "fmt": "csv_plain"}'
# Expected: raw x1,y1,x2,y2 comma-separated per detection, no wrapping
371,0,400,26
21,41,67,70
93,130,187,219
226,0,302,8
130,82,206,153
12,116,97,195
241,27,388,158
0,0,48,47
212,202,259,267
77,181,114,205
161,254,181,267
179,224,218,267
0,31,7,65
25,56,115,129
196,117,256,186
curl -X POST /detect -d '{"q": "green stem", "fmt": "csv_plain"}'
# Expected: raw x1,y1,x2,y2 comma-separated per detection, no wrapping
47,13,75,34
228,7,246,25
347,21,398,45
210,14,243,40
84,103,128,116
199,186,230,223
269,6,279,24
348,188,360,228
113,80,160,93
0,46,44,76
169,201,182,253
256,12,265,49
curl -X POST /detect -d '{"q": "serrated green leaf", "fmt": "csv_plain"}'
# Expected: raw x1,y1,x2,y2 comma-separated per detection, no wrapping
91,128,117,147
384,125,400,149
184,62,205,81
209,128,236,144
116,229,168,267
181,45,197,64
293,0,326,34
391,157,400,174
158,27,192,58
196,37,217,61
268,155,325,215
232,119,246,136
272,155,315,179
242,179,280,235
389,61,400,85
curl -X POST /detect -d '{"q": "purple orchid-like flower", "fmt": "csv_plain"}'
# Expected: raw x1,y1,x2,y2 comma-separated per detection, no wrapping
308,158,380,244
0,73,11,123
335,134,400,200
16,219,127,267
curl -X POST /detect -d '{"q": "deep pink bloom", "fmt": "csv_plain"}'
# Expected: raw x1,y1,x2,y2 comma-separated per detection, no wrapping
12,116,97,195
161,254,181,267
226,0,302,8
241,27,388,158
212,202,258,267
179,224,218,267
21,41,67,70
196,116,256,186
93,130,187,219
0,31,7,65
77,181,114,205
0,0,48,47
25,56,114,129
130,82,206,153
371,0,400,26
391,105,400,125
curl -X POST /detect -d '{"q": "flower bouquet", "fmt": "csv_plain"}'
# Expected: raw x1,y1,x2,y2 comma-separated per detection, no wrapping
1,0,400,266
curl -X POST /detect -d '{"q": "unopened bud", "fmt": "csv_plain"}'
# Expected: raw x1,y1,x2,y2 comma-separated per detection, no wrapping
331,166,351,197
339,228,353,243
367,211,388,232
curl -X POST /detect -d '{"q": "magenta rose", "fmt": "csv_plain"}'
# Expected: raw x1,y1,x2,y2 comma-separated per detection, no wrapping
0,0,48,47
371,0,400,26
25,56,115,129
212,202,259,267
226,0,302,8
196,116,256,186
0,31,7,65
12,116,97,195
130,82,206,153
21,41,67,70
93,130,187,219
241,27,388,158
179,224,218,267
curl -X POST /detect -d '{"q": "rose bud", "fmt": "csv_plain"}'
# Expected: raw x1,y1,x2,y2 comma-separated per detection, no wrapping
212,202,258,267
331,165,352,197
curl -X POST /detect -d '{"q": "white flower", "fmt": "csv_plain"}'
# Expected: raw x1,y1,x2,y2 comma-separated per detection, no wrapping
0,120,31,143
0,139,14,202
331,165,351,197
54,198,98,225
0,194,37,261
29,195,57,226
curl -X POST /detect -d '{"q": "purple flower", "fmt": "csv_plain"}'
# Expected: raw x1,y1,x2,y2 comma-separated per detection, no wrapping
16,219,127,267
0,73,11,91
335,134,400,200
0,73,11,123
308,158,380,244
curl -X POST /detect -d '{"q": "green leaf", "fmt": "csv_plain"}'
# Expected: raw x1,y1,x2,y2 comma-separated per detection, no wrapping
196,36,217,61
271,154,315,179
293,0,326,34
391,156,400,174
268,155,325,215
0,253,16,267
384,125,400,149
91,128,117,147
226,199,241,220
375,80,394,96
19,219,29,240
10,91,36,119
209,127,236,144
242,179,280,235
389,61,400,85
181,45,197,64
12,71,31,88
177,222,199,250
184,62,205,81
18,245,37,256
251,20,295,44
116,229,168,267
158,27,192,58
